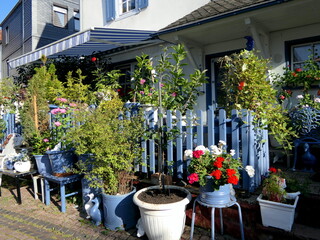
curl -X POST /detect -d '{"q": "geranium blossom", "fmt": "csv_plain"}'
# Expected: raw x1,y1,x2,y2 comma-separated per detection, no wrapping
227,175,239,184
188,173,199,184
188,141,253,190
56,97,67,103
140,79,146,85
210,169,222,179
43,138,49,142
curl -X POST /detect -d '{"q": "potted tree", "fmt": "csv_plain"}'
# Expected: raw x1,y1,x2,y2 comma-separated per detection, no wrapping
257,167,300,231
66,89,145,230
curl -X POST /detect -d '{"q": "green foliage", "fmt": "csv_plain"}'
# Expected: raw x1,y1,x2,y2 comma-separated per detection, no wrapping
262,173,287,203
219,50,297,151
67,92,145,195
130,44,207,113
0,77,19,113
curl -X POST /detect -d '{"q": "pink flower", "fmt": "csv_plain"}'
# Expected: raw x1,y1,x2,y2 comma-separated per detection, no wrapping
160,83,164,88
59,108,67,114
51,108,60,115
140,91,145,95
69,103,77,107
280,95,285,100
140,79,146,85
193,150,204,159
171,92,177,97
56,98,67,103
148,93,153,96
188,173,199,184
43,138,49,142
54,121,62,127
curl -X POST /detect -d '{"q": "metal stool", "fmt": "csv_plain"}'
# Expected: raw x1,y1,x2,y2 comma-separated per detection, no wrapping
190,196,245,240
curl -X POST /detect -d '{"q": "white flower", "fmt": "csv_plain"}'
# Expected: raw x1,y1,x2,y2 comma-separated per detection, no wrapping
245,165,255,178
296,95,304,99
211,145,222,155
314,98,320,103
218,140,226,146
230,149,236,156
184,149,193,160
195,145,206,151
151,69,156,77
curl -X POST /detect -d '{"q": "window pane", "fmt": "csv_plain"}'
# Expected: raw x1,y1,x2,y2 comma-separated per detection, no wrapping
129,0,135,10
53,6,67,28
293,45,312,62
74,11,80,31
314,44,320,58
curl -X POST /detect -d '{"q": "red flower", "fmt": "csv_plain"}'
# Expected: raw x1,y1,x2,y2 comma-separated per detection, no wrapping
91,57,97,62
285,90,292,95
317,89,320,96
280,95,285,100
227,175,239,184
226,168,236,176
269,167,277,173
193,150,204,159
291,72,297,77
213,161,223,168
238,81,245,90
210,170,222,179
295,68,303,72
216,156,225,162
188,173,199,184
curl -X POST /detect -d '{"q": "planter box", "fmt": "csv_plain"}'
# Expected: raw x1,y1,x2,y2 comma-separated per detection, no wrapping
257,194,299,231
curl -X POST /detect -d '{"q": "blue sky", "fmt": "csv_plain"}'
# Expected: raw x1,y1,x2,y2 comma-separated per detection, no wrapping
0,0,19,24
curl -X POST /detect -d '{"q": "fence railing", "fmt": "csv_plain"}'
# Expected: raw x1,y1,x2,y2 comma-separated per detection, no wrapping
1,105,269,192
135,105,269,192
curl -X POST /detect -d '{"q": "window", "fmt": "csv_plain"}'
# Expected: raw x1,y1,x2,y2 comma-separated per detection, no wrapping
291,41,320,69
120,0,136,14
53,5,68,28
106,0,148,22
5,26,9,44
74,10,80,31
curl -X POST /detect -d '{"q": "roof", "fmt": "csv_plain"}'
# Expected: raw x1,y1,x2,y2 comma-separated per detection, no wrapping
8,27,157,69
157,0,290,34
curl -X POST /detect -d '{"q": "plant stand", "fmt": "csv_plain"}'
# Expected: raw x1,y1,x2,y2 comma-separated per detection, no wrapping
190,196,244,240
257,194,299,231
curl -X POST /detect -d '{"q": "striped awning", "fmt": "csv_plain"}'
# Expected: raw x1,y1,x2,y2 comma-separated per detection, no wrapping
8,27,156,69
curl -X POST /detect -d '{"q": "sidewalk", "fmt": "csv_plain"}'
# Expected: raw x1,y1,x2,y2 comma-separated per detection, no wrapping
0,182,233,240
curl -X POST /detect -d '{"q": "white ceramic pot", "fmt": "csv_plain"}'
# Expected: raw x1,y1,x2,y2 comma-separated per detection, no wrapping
133,185,191,240
14,161,31,172
257,194,299,231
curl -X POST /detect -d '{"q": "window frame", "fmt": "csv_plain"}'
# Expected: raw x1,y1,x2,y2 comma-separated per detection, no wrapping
285,36,320,70
53,5,68,28
291,42,320,70
73,10,80,31
5,26,9,44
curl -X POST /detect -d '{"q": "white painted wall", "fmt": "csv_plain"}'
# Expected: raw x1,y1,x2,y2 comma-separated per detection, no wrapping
80,0,210,31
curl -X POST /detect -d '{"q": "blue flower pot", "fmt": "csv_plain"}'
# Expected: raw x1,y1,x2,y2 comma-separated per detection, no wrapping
46,150,77,177
200,177,231,206
102,187,139,230
34,154,52,175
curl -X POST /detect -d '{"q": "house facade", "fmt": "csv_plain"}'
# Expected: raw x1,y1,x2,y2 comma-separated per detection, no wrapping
1,0,80,77
106,0,320,110
4,0,320,111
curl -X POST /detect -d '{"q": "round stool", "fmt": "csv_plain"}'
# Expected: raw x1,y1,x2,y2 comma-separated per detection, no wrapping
190,196,245,240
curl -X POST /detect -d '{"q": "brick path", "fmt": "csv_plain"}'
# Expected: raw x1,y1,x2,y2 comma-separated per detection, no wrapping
0,182,222,240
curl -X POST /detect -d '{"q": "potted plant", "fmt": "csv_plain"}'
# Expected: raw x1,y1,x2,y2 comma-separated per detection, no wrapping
66,89,145,230
186,140,255,205
257,167,300,231
219,50,297,153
